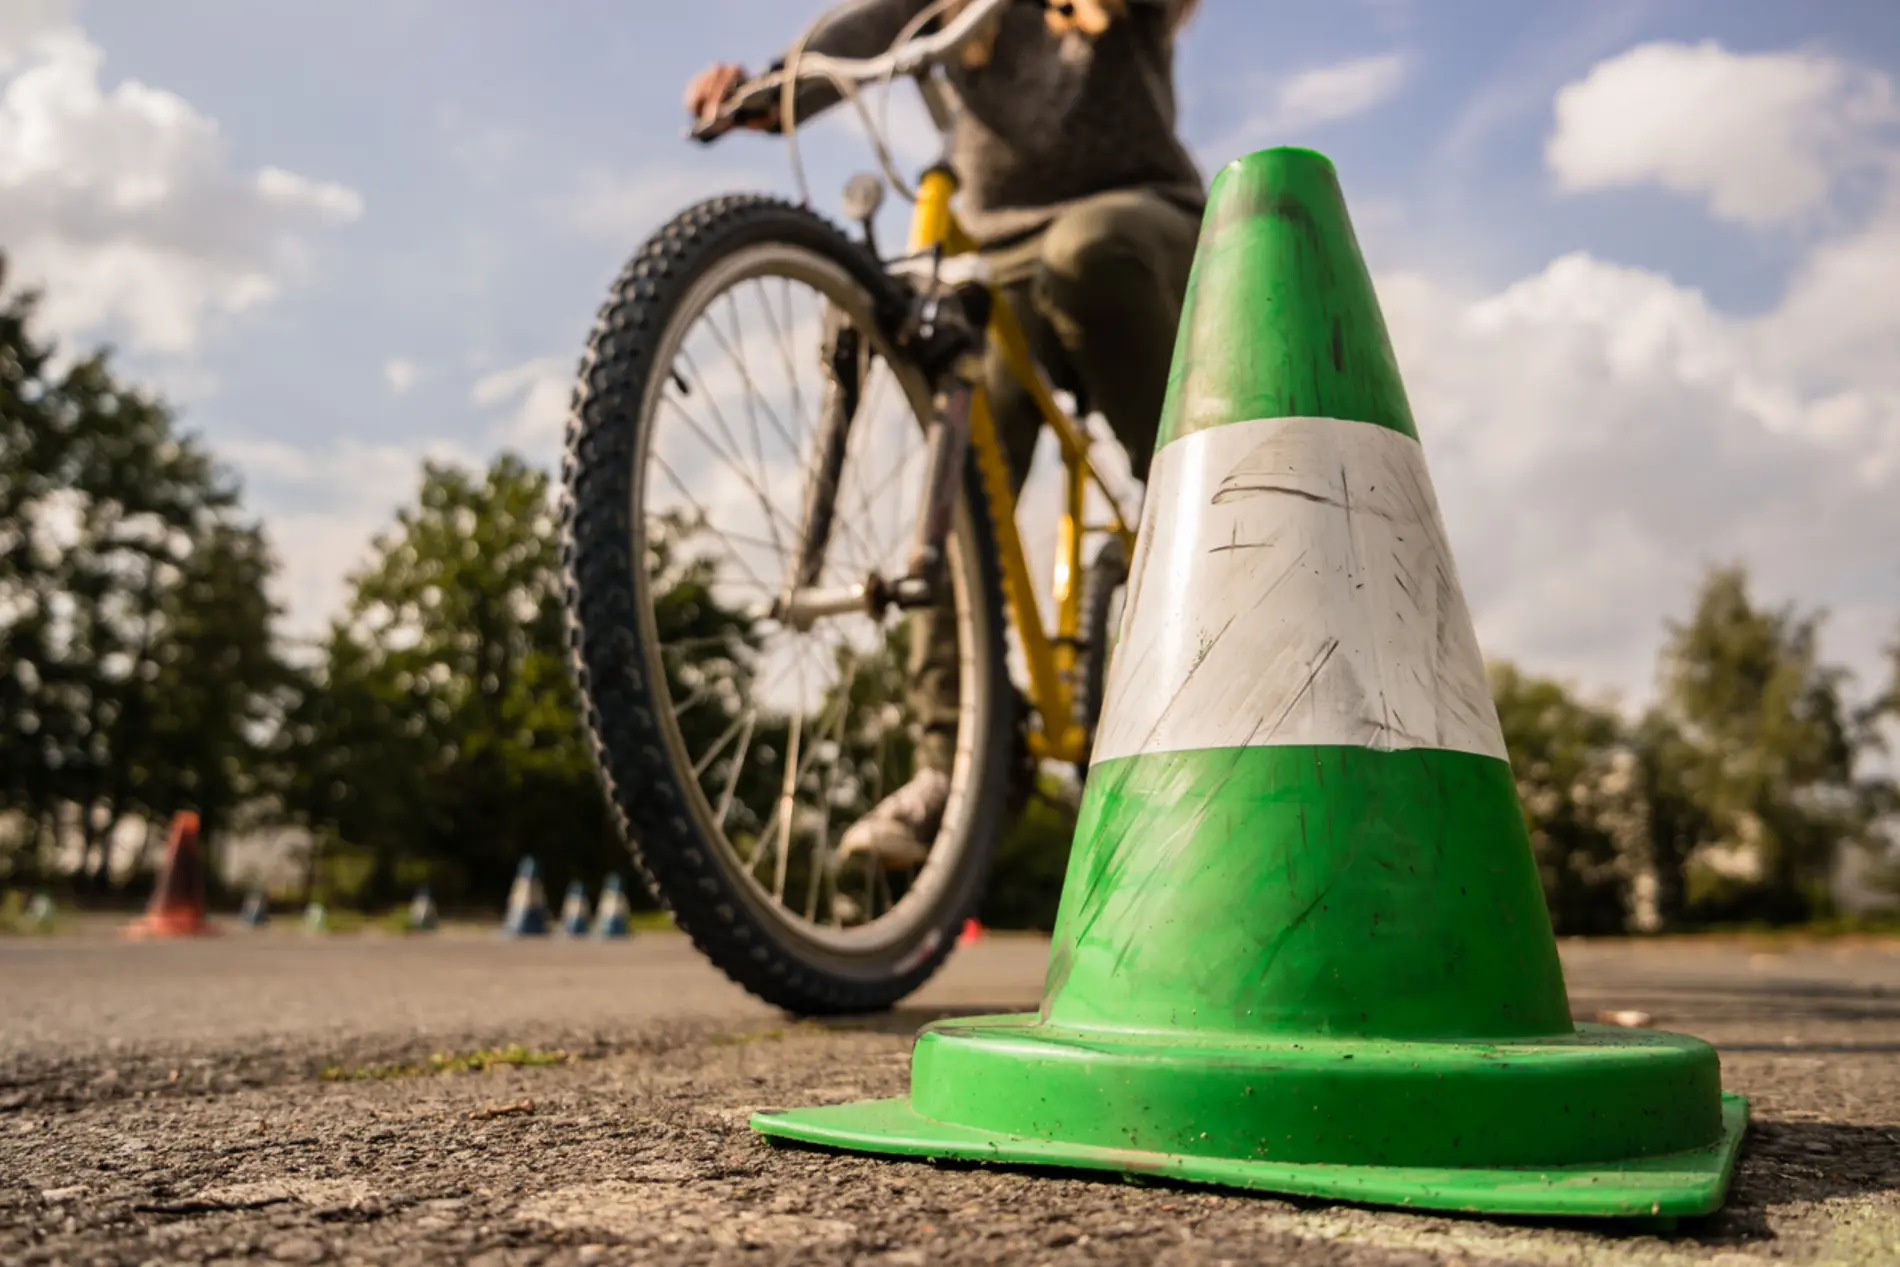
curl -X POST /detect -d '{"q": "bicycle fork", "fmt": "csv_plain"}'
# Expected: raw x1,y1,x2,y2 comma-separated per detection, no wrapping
773,288,983,631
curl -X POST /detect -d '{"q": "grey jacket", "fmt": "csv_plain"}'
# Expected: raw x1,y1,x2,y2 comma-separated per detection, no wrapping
786,0,1206,246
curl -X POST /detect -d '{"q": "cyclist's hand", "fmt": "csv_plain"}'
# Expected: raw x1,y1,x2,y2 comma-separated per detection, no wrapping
685,62,780,137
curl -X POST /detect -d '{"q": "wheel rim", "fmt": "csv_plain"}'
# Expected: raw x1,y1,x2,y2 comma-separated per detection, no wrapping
628,241,992,956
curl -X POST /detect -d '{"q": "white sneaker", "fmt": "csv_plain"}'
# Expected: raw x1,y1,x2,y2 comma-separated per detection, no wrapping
834,768,949,873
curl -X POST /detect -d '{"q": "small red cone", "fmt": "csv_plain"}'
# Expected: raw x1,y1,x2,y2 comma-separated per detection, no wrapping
957,918,984,947
124,811,215,938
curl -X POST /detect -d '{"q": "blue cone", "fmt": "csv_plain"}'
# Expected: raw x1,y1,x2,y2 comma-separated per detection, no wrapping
408,884,438,933
559,880,591,937
501,857,550,937
240,890,270,928
592,873,633,939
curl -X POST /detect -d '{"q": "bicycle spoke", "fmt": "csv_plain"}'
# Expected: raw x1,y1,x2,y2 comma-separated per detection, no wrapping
658,387,803,555
848,416,926,573
752,278,809,456
742,683,852,872
803,699,849,923
626,247,988,947
717,291,894,578
672,679,716,717
841,366,893,568
673,347,772,497
708,295,804,480
771,709,802,902
675,346,791,566
690,708,753,782
647,451,781,600
713,709,757,830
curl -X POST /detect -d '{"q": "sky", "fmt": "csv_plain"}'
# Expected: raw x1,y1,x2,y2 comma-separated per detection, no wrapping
3,0,1898,710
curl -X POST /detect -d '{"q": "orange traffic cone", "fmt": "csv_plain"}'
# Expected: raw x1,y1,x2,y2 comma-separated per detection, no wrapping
957,918,984,947
125,811,215,938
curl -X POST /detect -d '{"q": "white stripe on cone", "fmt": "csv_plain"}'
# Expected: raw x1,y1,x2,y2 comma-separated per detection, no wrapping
1093,415,1507,764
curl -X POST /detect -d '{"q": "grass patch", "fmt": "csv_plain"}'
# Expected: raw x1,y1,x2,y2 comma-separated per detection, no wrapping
0,890,59,936
710,1020,831,1047
319,1043,572,1082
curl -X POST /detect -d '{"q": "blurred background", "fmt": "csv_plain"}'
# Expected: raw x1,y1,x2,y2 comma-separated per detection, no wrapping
2,0,1897,934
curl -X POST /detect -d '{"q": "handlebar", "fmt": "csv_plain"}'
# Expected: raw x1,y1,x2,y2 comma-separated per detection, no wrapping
688,0,1012,143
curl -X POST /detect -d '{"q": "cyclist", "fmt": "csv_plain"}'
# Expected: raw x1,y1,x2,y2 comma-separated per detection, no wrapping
687,0,1205,883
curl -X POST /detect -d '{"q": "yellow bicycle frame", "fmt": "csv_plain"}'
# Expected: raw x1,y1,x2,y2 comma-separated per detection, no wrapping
907,168,1138,765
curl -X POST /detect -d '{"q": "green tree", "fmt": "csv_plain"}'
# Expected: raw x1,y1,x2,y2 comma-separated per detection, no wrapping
288,455,621,905
1648,564,1882,923
1490,663,1645,934
139,521,288,845
1855,629,1900,901
0,256,283,890
1626,711,1707,930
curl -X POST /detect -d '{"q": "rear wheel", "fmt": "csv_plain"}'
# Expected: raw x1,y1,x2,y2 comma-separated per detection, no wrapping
562,195,1014,1015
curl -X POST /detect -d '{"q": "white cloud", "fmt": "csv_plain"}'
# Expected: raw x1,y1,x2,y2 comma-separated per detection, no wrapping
561,166,758,242
0,23,362,356
0,0,70,69
1366,39,1900,698
383,357,422,395
1206,53,1411,163
1380,236,1900,700
224,435,478,635
1757,180,1900,393
472,355,572,455
1272,53,1412,132
1548,41,1900,227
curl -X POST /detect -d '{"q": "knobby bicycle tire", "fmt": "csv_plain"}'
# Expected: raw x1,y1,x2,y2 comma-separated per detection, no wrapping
560,194,1015,1015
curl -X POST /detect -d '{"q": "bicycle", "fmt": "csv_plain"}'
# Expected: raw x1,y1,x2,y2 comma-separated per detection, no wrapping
560,0,1140,1015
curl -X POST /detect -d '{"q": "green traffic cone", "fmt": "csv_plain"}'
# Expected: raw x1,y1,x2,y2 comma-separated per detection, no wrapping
752,147,1747,1220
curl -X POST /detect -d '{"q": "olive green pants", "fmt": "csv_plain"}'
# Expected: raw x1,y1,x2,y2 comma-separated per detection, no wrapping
908,188,1202,774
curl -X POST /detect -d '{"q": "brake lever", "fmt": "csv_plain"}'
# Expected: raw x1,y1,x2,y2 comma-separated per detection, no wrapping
687,78,785,144
686,103,778,144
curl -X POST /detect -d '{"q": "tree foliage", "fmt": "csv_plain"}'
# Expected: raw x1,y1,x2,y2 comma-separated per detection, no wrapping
0,257,284,891
1652,566,1882,922
1490,566,1897,933
281,455,622,906
1490,663,1645,935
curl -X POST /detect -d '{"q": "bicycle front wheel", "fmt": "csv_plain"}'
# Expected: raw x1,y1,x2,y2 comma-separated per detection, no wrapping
562,195,1015,1015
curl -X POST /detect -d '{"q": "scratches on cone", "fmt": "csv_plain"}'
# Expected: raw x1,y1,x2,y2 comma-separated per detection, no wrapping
1248,637,1342,748
1094,415,1503,764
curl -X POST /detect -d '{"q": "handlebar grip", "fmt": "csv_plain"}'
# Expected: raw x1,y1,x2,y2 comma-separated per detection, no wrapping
688,101,776,145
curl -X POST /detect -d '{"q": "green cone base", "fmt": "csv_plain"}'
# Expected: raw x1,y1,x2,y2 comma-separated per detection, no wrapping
751,1016,1748,1219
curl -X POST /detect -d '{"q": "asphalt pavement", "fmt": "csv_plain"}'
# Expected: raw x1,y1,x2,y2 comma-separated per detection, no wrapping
2,923,1897,1265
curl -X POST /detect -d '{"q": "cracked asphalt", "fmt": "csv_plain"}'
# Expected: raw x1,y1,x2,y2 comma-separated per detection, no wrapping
3,924,1897,1265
